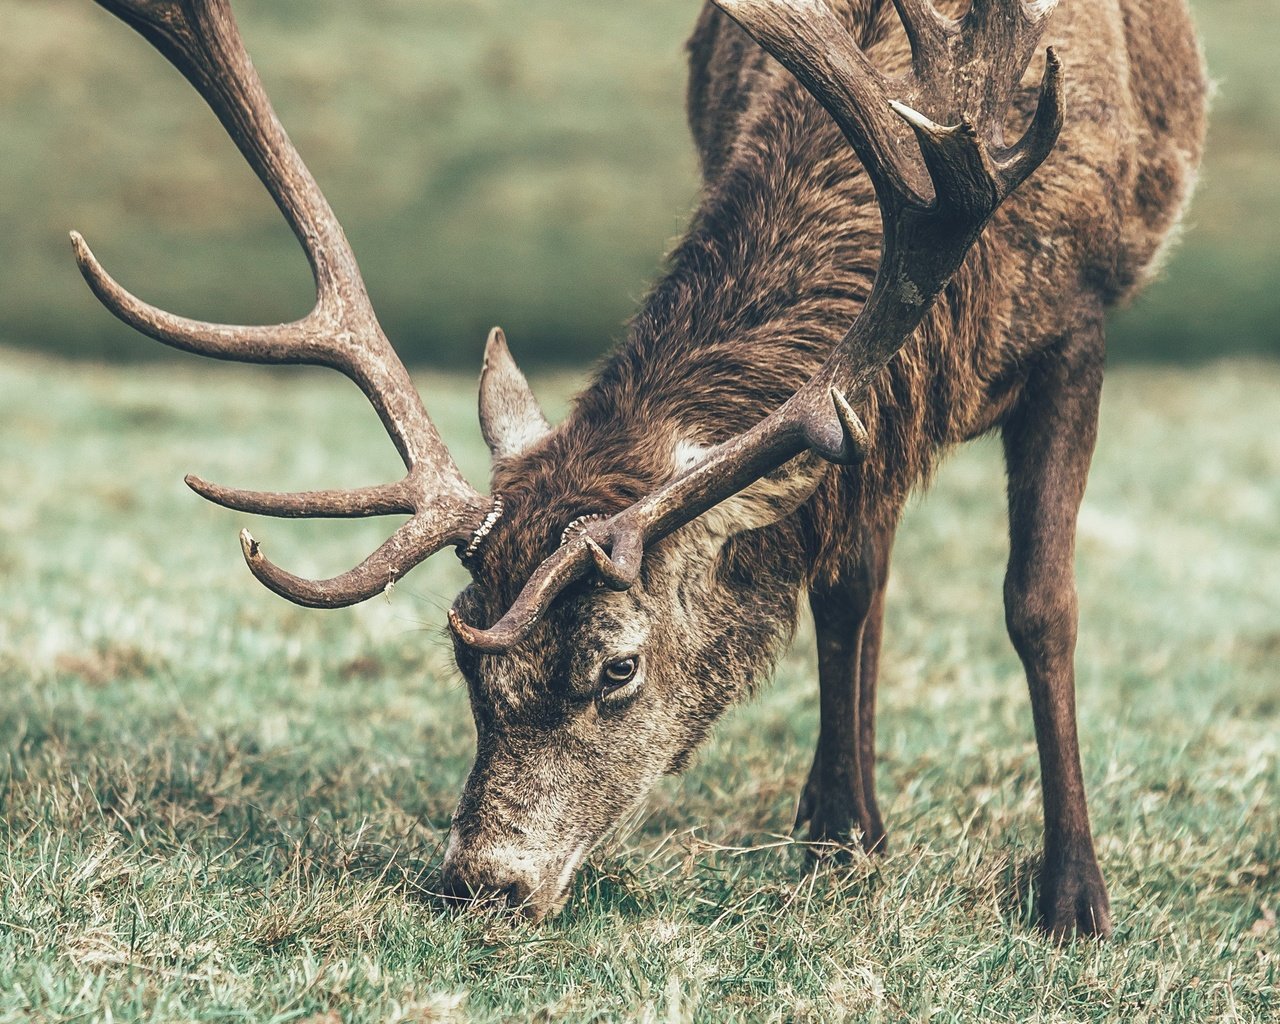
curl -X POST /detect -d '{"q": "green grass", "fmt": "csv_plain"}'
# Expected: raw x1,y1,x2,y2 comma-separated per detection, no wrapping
1,347,1277,1021
1,0,1277,365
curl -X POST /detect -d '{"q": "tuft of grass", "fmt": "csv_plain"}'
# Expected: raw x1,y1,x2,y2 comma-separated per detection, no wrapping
0,0,1276,365
1,347,1277,1021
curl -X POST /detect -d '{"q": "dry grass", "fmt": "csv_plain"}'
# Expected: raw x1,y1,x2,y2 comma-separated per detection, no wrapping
0,348,1277,1021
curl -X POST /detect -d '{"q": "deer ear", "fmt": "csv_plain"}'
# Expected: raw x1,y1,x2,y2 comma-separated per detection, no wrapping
479,327,551,460
671,441,825,543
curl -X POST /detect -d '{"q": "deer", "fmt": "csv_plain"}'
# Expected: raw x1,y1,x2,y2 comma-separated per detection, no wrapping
72,0,1207,937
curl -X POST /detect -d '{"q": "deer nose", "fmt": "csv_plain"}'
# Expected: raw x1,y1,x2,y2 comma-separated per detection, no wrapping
438,848,543,918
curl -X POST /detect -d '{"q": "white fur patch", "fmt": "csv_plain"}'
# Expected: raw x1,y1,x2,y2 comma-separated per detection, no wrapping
673,439,710,476
553,842,589,902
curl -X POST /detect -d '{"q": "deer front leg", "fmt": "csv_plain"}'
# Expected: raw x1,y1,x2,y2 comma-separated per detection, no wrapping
798,522,895,855
1002,313,1112,939
854,525,893,850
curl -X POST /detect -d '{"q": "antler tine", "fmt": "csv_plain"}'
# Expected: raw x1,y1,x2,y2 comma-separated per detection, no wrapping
996,47,1064,194
185,476,416,519
240,514,472,609
77,0,487,607
70,232,331,364
451,0,1063,652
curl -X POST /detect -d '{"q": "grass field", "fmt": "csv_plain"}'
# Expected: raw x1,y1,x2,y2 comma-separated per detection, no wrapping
1,348,1276,1021
2,0,1278,364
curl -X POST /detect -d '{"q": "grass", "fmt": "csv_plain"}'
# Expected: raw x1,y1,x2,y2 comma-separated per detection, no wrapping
1,347,1277,1021
1,0,1277,364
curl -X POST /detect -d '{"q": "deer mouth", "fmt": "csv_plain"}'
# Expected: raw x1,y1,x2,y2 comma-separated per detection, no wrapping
438,836,592,923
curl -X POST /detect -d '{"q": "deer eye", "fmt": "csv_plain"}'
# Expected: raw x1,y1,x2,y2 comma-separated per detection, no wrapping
599,657,640,700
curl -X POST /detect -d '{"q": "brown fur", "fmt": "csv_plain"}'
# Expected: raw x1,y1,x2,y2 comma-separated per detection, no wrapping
444,0,1207,932
474,0,1204,595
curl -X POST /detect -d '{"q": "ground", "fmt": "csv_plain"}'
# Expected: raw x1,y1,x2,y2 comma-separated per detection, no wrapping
0,350,1276,1022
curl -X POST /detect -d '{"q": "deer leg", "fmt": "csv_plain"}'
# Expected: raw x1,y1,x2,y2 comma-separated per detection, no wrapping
798,522,895,855
855,523,895,851
1002,313,1112,940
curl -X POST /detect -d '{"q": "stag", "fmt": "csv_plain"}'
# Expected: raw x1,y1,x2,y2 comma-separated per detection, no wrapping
74,0,1206,936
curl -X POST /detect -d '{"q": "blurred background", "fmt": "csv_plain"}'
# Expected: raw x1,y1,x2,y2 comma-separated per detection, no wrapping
1,0,1275,368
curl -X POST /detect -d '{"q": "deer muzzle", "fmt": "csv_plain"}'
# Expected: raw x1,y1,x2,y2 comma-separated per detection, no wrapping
439,832,589,922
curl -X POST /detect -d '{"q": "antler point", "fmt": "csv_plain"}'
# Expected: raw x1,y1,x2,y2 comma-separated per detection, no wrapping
584,535,636,591
830,387,871,457
889,99,946,136
184,473,216,503
447,608,481,644
69,230,96,269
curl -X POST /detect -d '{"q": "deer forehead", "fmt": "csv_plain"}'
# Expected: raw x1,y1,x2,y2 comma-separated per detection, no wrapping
477,593,653,703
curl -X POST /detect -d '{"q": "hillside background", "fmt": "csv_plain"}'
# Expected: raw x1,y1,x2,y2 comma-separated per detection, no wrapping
1,0,1274,366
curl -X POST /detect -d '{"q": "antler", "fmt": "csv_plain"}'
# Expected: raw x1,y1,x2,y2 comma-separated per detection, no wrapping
72,0,487,607
451,0,1064,651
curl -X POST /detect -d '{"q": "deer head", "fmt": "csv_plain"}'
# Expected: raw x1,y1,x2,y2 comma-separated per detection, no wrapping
75,0,1062,920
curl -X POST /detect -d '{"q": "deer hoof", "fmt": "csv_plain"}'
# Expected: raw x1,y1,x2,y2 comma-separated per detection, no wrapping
793,769,886,859
1039,847,1113,940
